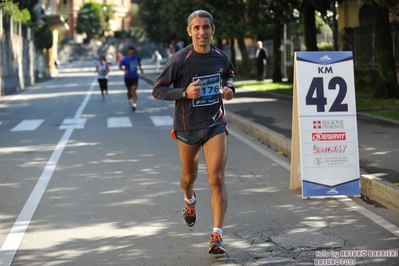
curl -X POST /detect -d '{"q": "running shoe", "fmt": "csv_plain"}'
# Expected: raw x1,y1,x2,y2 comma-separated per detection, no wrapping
132,103,137,112
208,232,226,254
182,191,196,227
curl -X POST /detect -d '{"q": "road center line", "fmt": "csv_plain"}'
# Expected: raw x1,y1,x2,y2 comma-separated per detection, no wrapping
229,127,399,239
0,78,97,266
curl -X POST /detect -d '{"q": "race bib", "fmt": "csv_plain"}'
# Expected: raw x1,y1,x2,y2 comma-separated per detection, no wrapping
192,73,221,107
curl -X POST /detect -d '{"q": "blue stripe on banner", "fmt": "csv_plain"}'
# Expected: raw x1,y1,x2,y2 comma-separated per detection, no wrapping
302,179,360,197
296,51,353,65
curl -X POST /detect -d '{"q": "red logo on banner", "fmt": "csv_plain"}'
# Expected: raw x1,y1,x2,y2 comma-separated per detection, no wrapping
312,120,345,130
313,120,322,129
312,132,346,141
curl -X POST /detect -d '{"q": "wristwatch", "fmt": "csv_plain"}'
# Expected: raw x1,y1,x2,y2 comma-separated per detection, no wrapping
225,83,235,93
182,89,187,99
227,86,235,93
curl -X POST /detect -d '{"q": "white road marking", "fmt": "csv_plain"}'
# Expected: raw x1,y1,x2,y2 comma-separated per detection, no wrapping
229,127,399,239
150,115,173,126
338,197,399,238
107,117,133,128
10,119,44,132
0,78,97,266
59,118,87,129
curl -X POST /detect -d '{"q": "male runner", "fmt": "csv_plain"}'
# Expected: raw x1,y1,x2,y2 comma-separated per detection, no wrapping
152,10,235,255
119,46,144,111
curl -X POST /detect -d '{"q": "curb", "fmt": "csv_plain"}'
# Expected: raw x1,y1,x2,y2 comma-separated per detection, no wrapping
227,112,292,157
227,112,399,214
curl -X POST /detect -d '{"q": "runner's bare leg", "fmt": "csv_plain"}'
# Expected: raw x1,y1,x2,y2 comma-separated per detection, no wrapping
177,141,200,199
131,85,138,104
203,132,228,228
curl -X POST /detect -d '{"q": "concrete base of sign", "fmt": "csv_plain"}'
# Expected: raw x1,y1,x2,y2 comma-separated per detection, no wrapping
360,174,399,214
227,112,399,214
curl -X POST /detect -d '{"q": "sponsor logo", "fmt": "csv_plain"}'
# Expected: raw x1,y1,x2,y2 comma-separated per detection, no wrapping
312,132,346,141
313,120,322,129
313,156,350,166
327,188,339,194
320,55,331,61
313,144,347,154
312,120,344,130
314,157,324,165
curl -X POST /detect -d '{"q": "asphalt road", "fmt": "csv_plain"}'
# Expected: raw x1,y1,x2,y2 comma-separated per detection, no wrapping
0,59,398,266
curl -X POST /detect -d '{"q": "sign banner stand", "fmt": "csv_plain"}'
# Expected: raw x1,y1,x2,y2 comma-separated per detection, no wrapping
290,56,302,191
290,52,361,199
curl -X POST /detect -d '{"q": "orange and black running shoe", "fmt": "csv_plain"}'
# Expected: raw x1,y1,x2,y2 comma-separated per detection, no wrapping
182,191,196,227
208,232,226,254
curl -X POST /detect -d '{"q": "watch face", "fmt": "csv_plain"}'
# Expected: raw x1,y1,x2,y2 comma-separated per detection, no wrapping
182,91,186,98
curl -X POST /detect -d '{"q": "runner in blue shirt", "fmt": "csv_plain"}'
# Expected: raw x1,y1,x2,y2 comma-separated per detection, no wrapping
152,10,235,255
119,46,144,111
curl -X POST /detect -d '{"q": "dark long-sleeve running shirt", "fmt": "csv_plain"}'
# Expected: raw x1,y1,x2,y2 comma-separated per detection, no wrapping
152,44,235,131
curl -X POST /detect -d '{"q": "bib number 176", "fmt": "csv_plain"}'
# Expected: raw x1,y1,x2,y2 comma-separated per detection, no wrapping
305,76,348,112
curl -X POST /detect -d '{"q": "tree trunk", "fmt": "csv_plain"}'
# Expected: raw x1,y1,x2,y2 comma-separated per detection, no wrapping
371,0,399,98
303,2,318,51
230,38,236,68
331,0,339,51
236,35,251,79
216,37,223,49
272,16,282,82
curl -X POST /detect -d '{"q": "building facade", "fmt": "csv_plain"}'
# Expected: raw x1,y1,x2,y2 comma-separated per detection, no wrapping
48,0,131,42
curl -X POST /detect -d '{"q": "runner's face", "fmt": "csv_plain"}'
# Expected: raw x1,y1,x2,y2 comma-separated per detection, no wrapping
187,17,215,51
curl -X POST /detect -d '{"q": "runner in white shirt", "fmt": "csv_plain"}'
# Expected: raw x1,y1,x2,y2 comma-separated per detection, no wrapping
95,56,110,99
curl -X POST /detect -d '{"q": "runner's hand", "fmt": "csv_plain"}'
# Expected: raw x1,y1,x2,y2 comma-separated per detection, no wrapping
222,87,234,100
186,79,201,99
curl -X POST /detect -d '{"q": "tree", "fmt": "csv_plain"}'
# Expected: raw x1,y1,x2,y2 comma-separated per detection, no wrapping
76,2,112,43
206,0,252,72
252,0,295,82
302,1,317,51
0,0,31,24
294,0,332,51
1,0,53,49
137,0,189,46
368,0,399,98
137,0,254,75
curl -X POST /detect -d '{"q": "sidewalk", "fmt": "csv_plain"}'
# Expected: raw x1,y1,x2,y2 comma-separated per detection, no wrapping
140,60,399,214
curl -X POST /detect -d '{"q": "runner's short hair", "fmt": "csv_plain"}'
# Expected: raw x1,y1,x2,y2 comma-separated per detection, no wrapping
187,10,214,28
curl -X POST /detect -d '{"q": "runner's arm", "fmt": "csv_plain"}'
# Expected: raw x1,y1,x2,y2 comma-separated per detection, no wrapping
118,59,125,71
152,81,184,100
152,56,183,100
223,63,235,93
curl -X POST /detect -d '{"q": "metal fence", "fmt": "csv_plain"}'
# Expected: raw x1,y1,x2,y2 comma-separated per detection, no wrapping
341,23,399,68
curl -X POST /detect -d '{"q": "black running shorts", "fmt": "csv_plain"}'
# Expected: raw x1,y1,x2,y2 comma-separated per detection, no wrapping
124,78,139,88
174,123,227,146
